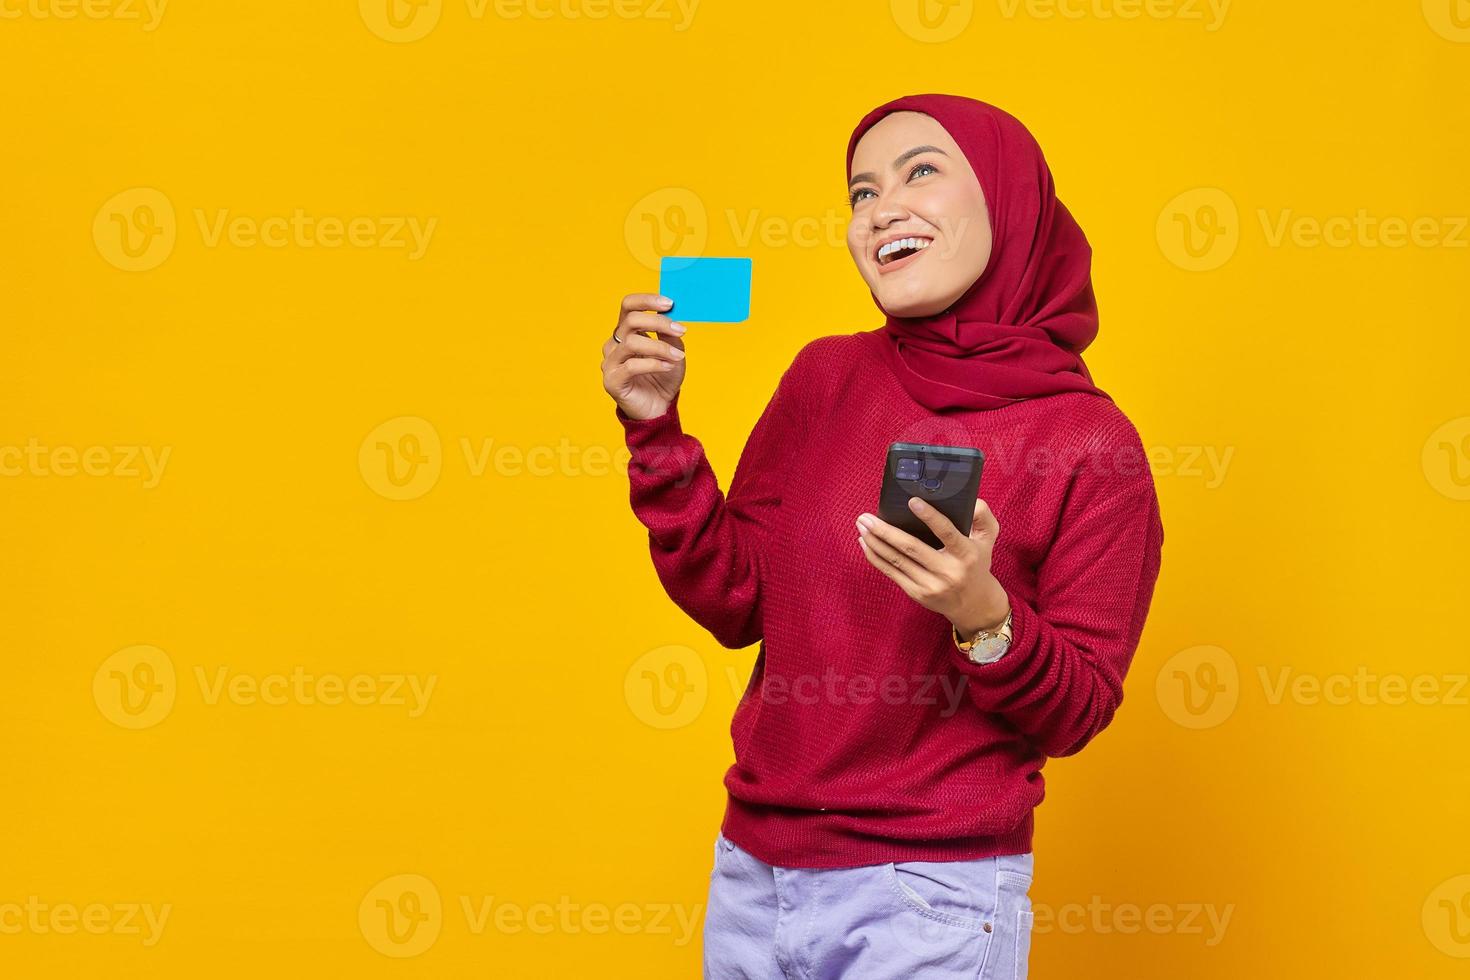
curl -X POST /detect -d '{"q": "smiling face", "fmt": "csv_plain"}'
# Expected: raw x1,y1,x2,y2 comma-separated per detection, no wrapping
846,111,993,318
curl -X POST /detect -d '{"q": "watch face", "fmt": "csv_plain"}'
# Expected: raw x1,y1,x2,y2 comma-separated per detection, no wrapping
968,634,1010,664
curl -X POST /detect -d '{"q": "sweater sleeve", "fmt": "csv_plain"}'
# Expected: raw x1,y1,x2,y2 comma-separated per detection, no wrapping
615,362,805,650
951,455,1165,758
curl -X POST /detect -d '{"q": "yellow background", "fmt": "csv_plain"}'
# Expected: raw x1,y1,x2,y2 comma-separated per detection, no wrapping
3,0,1468,976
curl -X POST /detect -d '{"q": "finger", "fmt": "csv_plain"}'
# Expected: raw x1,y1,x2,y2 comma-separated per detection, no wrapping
609,357,677,383
619,293,674,317
613,295,676,345
857,535,927,598
620,310,687,340
970,499,999,539
857,522,941,592
857,513,943,574
615,331,686,365
907,496,969,551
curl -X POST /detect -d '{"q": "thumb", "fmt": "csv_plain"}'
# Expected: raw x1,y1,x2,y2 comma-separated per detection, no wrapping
970,499,999,541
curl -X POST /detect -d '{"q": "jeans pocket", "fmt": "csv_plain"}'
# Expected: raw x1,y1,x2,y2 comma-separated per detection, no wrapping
1014,909,1034,979
885,858,998,932
992,860,1034,980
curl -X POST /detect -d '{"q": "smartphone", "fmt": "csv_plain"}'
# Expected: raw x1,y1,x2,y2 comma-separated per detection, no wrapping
877,442,985,550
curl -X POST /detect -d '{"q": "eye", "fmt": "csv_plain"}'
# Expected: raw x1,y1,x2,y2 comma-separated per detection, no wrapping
852,163,940,207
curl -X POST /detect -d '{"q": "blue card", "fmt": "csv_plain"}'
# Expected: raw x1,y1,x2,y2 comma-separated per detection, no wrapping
659,256,752,323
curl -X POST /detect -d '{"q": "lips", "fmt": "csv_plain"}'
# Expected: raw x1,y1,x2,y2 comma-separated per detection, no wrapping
871,234,934,275
874,234,934,267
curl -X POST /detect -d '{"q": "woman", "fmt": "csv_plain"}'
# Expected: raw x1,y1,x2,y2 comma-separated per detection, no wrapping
600,93,1164,979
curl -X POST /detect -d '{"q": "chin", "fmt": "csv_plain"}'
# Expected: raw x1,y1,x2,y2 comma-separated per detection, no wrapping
876,289,948,319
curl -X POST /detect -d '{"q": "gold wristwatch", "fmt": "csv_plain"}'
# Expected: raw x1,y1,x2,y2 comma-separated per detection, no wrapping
952,608,1013,664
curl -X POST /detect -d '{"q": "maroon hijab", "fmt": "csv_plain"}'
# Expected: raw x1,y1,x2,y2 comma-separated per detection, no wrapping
846,94,1111,412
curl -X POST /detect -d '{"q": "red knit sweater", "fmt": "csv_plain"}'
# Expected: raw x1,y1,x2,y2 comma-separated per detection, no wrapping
616,329,1164,869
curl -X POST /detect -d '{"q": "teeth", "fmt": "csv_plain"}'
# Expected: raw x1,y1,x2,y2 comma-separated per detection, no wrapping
877,237,932,263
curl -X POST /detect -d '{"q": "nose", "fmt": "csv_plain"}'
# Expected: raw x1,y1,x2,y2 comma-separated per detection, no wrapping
871,193,911,234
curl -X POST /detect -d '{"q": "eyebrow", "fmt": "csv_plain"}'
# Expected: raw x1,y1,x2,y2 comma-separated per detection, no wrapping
848,145,949,190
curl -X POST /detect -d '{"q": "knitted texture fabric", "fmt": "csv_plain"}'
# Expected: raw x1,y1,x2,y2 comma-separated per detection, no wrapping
617,330,1164,869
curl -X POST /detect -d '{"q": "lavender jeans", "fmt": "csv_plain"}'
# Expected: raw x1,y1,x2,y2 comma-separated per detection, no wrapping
703,832,1035,979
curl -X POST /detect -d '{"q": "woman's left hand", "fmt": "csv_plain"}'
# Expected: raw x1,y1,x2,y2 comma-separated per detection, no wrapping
856,497,1010,636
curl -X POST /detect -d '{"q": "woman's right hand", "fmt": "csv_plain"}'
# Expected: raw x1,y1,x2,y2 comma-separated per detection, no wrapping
602,292,688,421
